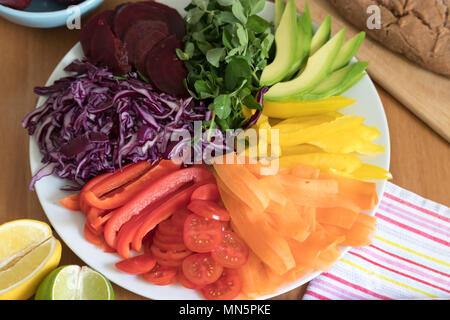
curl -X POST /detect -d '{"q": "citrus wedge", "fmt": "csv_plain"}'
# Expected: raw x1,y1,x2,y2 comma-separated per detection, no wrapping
0,235,61,300
35,265,114,300
0,219,52,270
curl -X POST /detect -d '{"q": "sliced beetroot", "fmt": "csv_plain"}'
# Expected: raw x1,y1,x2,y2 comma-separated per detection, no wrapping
123,20,169,66
80,10,115,59
145,35,189,98
0,0,32,10
113,3,170,40
135,30,168,76
143,1,186,40
90,18,131,76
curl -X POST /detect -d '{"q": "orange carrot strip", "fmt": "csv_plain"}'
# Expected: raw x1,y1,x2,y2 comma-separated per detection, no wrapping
291,163,320,179
316,207,359,229
217,178,295,275
213,154,270,212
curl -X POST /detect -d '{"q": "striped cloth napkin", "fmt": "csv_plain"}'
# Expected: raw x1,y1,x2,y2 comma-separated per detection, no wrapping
303,182,450,300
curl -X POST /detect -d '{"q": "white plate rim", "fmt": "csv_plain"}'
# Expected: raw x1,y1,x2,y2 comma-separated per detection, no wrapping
29,0,390,300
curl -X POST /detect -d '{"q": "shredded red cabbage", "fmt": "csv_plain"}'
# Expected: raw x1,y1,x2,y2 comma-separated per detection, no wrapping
23,60,208,190
243,86,269,129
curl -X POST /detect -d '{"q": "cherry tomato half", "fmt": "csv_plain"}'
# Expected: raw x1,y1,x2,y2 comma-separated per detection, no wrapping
142,264,178,286
154,230,184,244
153,237,187,251
115,254,157,275
191,184,220,202
150,244,192,261
157,219,183,237
177,272,204,290
170,209,191,227
187,200,230,221
211,231,249,269
183,214,224,253
201,268,242,300
182,253,224,286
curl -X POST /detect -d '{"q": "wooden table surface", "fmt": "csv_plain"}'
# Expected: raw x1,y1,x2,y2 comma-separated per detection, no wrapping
0,1,449,301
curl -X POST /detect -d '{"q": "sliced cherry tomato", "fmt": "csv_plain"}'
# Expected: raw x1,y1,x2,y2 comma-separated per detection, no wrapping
142,231,155,254
170,209,191,227
191,184,220,202
221,221,232,232
142,264,178,286
154,231,184,244
187,200,230,221
150,244,192,261
153,237,187,251
157,219,183,237
182,253,224,286
211,231,249,269
183,214,224,253
177,272,204,290
155,257,184,267
115,254,157,275
201,268,242,300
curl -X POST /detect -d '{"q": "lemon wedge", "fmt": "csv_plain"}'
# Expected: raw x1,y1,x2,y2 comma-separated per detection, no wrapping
0,219,61,300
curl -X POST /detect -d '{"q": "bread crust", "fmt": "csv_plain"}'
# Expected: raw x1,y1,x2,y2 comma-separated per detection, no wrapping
329,0,450,77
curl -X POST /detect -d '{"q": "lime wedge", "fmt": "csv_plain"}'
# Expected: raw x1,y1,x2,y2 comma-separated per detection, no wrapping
35,265,114,300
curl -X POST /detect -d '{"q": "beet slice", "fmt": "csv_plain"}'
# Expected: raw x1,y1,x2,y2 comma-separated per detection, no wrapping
143,1,186,40
123,20,169,66
90,18,131,76
0,0,32,10
145,35,189,98
113,3,170,40
80,10,115,59
135,30,168,76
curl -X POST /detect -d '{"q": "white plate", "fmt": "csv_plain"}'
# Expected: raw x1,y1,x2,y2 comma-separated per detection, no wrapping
29,0,390,300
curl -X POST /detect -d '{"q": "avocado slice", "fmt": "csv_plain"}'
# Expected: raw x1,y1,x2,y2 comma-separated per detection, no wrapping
283,3,313,80
274,0,285,29
310,15,331,55
299,61,369,100
332,32,366,72
335,71,367,95
264,28,346,101
260,0,298,87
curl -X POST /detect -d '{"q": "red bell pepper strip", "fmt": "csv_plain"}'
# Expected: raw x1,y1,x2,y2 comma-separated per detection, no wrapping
104,167,213,248
60,194,81,211
116,184,198,258
84,222,103,246
131,184,200,253
191,183,220,202
115,199,166,259
90,161,152,197
87,207,106,231
80,171,114,214
90,210,115,230
84,160,181,210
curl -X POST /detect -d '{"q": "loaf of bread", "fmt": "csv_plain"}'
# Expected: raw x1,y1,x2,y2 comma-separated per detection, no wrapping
328,0,450,78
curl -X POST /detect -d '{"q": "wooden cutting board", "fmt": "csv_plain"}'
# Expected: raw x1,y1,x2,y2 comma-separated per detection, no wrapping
294,0,450,142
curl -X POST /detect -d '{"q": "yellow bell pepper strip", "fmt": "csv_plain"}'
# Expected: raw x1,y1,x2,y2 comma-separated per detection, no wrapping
273,112,343,127
273,113,342,132
278,153,363,174
281,144,323,156
262,96,355,119
332,164,393,181
308,132,385,155
269,115,365,147
353,125,382,141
